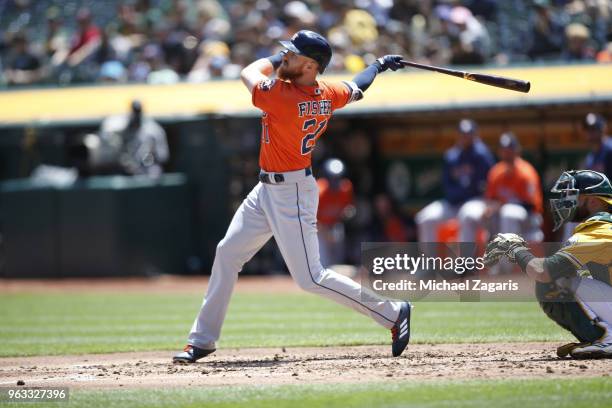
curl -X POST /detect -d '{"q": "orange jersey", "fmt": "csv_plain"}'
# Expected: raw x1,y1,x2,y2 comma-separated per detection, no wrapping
317,178,354,226
252,78,359,172
485,157,543,213
384,216,409,242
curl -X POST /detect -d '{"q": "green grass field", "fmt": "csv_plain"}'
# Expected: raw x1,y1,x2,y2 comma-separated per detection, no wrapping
3,291,608,408
17,378,610,408
0,293,573,357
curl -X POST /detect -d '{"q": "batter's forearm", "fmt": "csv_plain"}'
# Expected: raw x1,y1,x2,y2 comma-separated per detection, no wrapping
353,55,404,92
240,58,275,93
352,64,379,93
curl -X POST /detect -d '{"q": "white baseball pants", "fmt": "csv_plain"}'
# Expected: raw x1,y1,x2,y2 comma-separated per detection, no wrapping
187,170,401,349
415,198,487,242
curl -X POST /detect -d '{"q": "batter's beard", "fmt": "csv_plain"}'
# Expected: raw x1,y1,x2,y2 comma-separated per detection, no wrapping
277,65,302,81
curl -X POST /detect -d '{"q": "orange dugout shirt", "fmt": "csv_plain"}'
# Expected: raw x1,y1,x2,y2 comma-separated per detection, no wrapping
317,178,354,226
252,78,360,172
485,157,543,213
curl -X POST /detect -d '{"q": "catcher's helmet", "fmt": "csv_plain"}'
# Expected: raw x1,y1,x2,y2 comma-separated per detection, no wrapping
550,170,612,231
279,30,332,73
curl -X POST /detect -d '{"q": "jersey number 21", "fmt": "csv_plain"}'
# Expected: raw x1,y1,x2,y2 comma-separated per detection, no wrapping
301,118,327,155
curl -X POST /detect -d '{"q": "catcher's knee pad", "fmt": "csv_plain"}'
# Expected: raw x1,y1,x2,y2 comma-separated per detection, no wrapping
536,282,605,343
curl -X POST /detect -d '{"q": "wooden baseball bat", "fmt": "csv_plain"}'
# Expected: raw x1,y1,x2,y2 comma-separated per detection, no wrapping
399,60,531,93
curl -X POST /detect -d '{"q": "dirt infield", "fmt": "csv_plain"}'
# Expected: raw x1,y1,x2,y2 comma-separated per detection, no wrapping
0,343,608,390
2,276,608,390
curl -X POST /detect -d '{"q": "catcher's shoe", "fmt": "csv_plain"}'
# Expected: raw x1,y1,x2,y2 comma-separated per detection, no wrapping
173,344,216,364
556,342,589,358
569,341,612,359
391,302,411,357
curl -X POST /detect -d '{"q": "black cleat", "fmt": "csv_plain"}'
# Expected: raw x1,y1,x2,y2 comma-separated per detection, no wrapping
391,302,411,357
172,345,216,364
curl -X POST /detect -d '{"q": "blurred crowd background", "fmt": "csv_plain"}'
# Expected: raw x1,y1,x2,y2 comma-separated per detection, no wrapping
2,0,612,86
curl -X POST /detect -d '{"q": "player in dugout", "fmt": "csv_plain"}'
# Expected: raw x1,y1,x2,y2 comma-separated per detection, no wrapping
317,158,355,267
415,119,495,244
483,132,544,243
485,170,612,359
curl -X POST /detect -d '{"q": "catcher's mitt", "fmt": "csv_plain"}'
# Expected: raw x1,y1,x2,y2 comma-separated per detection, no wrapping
483,233,528,267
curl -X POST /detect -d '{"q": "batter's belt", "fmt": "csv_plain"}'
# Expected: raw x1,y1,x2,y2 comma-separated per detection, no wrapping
259,167,312,184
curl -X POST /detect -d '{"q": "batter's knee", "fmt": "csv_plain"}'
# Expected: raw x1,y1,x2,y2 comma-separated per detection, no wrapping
215,239,230,258
293,265,327,293
214,238,244,270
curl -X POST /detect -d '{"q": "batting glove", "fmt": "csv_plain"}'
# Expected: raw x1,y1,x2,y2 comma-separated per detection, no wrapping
374,55,404,73
268,49,288,69
483,233,529,267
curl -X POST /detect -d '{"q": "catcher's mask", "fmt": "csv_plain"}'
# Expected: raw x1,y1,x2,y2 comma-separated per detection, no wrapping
550,170,612,231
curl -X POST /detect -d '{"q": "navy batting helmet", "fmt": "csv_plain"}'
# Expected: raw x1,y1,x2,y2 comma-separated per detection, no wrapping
279,30,332,74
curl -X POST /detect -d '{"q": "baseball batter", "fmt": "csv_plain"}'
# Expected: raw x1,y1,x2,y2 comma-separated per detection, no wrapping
174,30,411,363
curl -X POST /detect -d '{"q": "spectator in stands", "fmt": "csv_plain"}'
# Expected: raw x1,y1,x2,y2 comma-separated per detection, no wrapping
562,23,596,61
450,34,485,65
436,5,491,65
91,26,121,68
416,119,494,243
484,132,544,242
283,1,317,35
578,0,611,49
99,99,169,178
142,44,179,84
596,41,612,62
44,7,70,69
388,0,423,24
3,32,43,85
3,0,612,87
527,0,566,61
317,158,355,266
343,7,380,51
66,8,102,67
187,40,233,82
160,4,196,76
319,0,352,32
465,0,498,22
582,113,612,178
195,0,231,41
98,60,127,83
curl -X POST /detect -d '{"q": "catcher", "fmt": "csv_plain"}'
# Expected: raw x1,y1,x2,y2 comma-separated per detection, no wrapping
484,170,612,359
